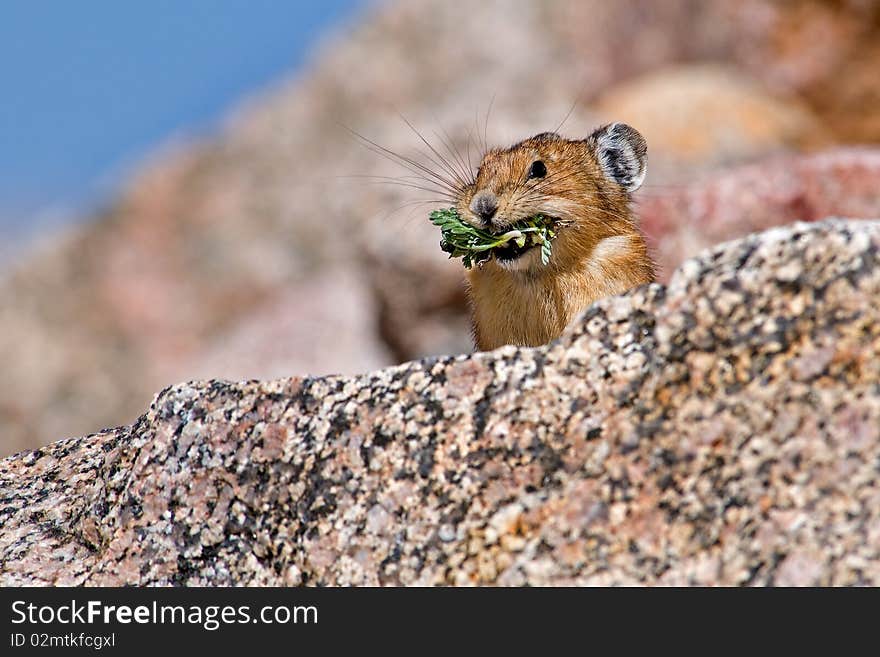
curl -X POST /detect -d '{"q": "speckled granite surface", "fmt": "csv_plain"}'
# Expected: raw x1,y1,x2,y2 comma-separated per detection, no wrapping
2,219,879,586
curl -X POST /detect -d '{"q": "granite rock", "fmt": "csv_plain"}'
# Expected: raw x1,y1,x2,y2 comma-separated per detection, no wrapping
2,219,879,586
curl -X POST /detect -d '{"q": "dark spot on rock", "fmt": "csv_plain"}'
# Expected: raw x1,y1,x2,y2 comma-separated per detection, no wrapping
472,390,494,440
360,443,372,468
657,474,675,491
417,447,435,478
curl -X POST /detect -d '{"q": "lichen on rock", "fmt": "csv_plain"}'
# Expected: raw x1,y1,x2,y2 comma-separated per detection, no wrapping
2,218,879,586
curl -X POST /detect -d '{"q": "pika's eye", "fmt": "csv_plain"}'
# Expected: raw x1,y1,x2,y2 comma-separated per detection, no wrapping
527,160,546,179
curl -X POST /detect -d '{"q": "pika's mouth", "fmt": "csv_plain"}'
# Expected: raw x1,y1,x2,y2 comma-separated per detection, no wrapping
487,215,561,263
430,207,561,269
490,234,540,261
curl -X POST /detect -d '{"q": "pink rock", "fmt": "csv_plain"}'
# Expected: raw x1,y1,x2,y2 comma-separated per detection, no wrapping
638,149,880,280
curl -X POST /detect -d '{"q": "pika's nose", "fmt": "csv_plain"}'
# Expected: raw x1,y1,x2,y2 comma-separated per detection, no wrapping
470,190,498,225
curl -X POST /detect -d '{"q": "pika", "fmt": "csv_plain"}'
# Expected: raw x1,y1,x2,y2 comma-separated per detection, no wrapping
455,122,655,351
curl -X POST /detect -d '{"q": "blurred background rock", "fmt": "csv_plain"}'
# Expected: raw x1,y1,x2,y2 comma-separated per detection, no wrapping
2,0,880,456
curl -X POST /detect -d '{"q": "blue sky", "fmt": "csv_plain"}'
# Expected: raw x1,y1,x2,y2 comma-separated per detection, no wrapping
0,1,363,235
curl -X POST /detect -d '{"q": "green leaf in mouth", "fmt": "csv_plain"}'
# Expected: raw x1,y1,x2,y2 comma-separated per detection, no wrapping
429,207,558,269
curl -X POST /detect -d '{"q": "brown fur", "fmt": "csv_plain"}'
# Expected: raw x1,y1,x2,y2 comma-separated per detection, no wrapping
456,132,655,351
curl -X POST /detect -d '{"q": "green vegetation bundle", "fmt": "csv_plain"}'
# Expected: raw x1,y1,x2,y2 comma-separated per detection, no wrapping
428,207,557,269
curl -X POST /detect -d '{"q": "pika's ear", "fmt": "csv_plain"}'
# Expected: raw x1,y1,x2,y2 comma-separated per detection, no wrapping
588,122,647,192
